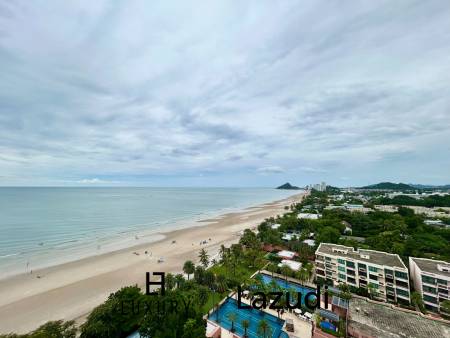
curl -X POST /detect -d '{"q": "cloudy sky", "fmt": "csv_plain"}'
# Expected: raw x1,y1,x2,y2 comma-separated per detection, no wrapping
1,1,450,187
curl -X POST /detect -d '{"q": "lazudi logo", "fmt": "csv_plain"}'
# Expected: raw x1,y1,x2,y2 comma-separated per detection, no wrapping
144,272,328,313
237,283,328,312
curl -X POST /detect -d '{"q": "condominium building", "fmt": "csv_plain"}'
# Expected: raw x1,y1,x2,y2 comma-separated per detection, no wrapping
409,257,450,313
315,243,410,304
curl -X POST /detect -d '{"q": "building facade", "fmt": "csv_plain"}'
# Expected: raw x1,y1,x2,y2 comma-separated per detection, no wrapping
315,243,410,304
409,257,450,313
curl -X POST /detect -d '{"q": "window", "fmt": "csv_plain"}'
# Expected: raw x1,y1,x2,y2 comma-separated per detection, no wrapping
395,271,408,279
346,261,355,268
369,274,378,281
422,275,436,284
423,285,437,294
338,258,345,264
358,263,367,269
437,278,448,285
396,289,409,297
338,266,346,272
325,256,331,261
369,266,378,273
423,294,438,304
339,273,346,280
384,268,393,275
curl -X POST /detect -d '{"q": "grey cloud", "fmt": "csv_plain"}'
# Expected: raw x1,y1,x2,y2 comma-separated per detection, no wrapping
0,1,449,186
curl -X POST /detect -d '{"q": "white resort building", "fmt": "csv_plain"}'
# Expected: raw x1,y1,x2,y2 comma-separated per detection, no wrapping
315,243,410,304
409,257,450,313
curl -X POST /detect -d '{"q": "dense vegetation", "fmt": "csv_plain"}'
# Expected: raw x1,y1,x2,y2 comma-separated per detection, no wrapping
360,182,415,190
375,194,450,208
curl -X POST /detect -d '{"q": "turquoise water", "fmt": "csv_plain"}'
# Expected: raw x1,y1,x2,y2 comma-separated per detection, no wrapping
0,187,297,278
210,298,286,338
257,273,317,305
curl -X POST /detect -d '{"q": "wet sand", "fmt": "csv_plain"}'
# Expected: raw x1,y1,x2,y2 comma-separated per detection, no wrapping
0,192,305,334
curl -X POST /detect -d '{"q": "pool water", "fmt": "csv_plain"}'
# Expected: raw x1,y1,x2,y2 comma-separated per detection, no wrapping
210,298,286,338
256,274,317,306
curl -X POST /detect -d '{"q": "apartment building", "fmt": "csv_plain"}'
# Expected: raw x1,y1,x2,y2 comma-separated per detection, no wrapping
315,243,410,304
409,257,450,313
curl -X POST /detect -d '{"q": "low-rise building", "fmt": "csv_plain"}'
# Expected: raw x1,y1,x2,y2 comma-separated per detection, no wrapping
297,213,321,220
315,243,410,304
409,257,450,313
348,297,450,338
277,250,297,260
278,259,302,271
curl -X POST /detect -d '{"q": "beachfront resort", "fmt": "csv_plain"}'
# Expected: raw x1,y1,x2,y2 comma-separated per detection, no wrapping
2,186,450,338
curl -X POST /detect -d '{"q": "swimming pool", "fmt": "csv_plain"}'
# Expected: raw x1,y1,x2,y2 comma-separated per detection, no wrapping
210,298,286,338
256,273,317,305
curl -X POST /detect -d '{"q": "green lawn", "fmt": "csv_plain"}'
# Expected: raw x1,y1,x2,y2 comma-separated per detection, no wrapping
208,262,262,283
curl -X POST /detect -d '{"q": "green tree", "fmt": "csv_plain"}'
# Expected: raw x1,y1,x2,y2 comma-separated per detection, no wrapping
175,274,185,289
441,300,450,319
227,312,237,332
181,319,204,338
197,286,209,307
242,319,250,338
257,319,272,338
30,320,77,338
411,291,425,313
165,273,176,290
183,260,195,280
216,274,227,293
199,248,209,268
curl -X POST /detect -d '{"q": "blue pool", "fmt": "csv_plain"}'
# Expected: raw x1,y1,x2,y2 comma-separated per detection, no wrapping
320,321,336,331
256,274,317,305
210,298,287,338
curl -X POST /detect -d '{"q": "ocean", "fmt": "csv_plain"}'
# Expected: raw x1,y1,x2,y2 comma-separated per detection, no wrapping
0,187,297,278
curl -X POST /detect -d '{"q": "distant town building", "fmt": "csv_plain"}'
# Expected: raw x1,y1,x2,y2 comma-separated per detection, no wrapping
315,243,410,304
277,250,297,260
302,239,316,247
297,212,321,220
409,257,450,313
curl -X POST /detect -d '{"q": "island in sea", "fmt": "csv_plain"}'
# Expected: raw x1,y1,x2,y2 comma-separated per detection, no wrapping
276,182,300,190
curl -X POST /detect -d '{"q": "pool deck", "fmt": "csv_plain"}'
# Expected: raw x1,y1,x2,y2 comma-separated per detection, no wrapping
229,293,313,338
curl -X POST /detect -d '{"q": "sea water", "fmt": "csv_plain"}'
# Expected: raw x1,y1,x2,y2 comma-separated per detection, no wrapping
0,187,298,278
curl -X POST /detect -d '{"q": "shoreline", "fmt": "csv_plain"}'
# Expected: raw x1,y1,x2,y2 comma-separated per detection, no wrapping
0,187,296,281
0,191,305,334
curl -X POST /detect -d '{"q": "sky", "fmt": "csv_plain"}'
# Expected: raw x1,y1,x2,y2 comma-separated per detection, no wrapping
1,1,450,187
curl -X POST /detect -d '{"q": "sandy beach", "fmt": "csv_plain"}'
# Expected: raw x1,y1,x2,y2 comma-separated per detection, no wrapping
0,192,305,334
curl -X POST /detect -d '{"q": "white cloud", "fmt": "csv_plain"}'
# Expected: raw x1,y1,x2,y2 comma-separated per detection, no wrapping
0,1,449,186
257,166,285,174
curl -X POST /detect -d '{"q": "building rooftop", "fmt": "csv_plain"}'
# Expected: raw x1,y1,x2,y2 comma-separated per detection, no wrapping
278,259,302,271
410,257,450,278
277,250,296,259
316,243,407,269
349,297,450,338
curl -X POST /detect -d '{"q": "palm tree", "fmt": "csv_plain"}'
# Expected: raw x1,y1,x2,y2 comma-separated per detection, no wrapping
257,319,271,338
216,274,227,293
175,274,185,289
281,265,292,283
242,319,250,338
199,248,209,268
165,273,176,290
219,244,228,262
183,260,195,280
267,263,276,277
227,312,237,332
197,286,209,307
